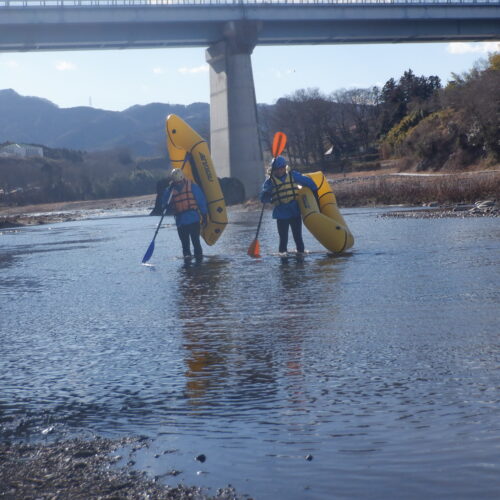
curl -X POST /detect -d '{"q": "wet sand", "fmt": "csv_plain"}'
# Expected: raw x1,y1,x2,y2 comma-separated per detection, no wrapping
0,437,243,500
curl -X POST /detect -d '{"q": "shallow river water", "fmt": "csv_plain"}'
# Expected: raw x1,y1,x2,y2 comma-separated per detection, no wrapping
1,206,499,499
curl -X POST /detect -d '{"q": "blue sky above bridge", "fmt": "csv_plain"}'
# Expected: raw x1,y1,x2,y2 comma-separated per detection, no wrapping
0,41,498,111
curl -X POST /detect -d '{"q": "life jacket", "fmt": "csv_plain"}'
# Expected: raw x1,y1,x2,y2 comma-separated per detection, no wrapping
171,180,198,214
270,172,299,206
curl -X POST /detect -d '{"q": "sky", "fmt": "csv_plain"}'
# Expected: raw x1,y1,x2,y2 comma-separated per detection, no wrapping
0,41,499,111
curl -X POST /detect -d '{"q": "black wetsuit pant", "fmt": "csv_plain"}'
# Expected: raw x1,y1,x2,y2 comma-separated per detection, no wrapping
277,216,304,253
177,222,203,258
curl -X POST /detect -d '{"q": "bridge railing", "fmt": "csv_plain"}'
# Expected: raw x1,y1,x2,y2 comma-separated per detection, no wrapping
1,0,499,7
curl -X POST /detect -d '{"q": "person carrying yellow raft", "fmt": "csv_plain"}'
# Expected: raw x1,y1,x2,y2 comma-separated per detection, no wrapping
161,169,208,260
260,155,318,255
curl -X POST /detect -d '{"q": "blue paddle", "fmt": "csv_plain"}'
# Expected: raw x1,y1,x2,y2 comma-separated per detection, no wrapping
142,189,173,264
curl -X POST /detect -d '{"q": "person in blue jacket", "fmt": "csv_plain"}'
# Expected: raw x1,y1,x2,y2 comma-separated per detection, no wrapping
162,168,208,259
260,155,318,255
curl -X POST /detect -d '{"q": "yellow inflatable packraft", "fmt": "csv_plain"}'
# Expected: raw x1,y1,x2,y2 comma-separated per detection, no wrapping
297,171,354,254
166,114,227,246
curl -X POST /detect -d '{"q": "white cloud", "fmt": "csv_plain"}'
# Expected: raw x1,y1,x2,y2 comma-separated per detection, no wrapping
177,64,209,75
4,60,20,69
55,60,76,71
447,42,500,55
153,67,166,75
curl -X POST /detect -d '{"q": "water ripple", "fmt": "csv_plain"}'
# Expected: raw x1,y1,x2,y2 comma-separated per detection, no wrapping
0,209,499,499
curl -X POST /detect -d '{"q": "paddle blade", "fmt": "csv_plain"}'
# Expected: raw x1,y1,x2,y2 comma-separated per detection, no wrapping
142,240,155,264
272,132,287,157
247,239,261,258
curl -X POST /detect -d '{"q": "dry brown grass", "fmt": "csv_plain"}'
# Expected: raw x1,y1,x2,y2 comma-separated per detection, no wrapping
331,170,500,207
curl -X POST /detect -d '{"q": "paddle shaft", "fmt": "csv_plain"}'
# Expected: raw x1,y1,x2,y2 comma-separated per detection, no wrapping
254,203,265,241
157,189,175,235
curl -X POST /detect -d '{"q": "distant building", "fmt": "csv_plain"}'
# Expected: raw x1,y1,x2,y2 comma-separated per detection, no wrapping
0,143,23,158
0,143,44,158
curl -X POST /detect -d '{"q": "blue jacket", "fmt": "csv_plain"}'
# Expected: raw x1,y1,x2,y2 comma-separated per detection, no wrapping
162,181,208,227
260,170,317,219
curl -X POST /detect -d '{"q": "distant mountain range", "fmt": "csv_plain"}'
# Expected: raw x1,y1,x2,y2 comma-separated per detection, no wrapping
0,89,210,157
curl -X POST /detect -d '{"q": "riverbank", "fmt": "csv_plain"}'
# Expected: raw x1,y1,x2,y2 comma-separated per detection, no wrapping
0,437,242,500
0,194,156,230
1,169,498,229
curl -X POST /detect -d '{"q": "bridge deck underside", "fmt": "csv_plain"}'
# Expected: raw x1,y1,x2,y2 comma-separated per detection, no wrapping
0,5,499,51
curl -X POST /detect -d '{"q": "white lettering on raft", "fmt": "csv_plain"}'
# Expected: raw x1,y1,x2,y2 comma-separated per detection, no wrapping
199,152,213,182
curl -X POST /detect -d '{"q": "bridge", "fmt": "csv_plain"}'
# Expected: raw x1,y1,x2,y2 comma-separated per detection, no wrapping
1,1,499,197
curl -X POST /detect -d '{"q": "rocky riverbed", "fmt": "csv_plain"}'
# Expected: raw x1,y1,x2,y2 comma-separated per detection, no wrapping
0,193,498,231
381,200,499,218
0,437,243,500
0,195,156,230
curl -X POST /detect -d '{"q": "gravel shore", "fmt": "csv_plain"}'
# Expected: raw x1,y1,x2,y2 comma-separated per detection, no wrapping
0,437,244,500
0,190,498,231
0,194,156,229
380,200,499,218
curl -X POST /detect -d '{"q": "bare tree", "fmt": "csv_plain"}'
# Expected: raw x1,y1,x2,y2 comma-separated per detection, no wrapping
332,88,379,154
272,88,333,169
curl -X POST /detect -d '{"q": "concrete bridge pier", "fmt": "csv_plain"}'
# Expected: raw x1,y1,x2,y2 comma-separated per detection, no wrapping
206,21,264,199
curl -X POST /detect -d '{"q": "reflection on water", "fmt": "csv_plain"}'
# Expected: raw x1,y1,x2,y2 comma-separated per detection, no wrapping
178,258,232,406
0,208,499,499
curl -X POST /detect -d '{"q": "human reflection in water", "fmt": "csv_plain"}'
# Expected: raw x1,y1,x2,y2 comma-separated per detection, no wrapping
176,258,231,406
275,255,345,410
177,258,279,411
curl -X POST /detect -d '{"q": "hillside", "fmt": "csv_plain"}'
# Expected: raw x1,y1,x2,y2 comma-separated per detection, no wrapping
0,89,210,157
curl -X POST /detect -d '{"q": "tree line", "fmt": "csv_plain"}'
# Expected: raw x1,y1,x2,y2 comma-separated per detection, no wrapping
259,52,499,173
0,147,165,205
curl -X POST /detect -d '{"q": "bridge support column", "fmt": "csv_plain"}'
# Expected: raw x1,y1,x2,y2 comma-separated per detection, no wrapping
206,22,264,199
